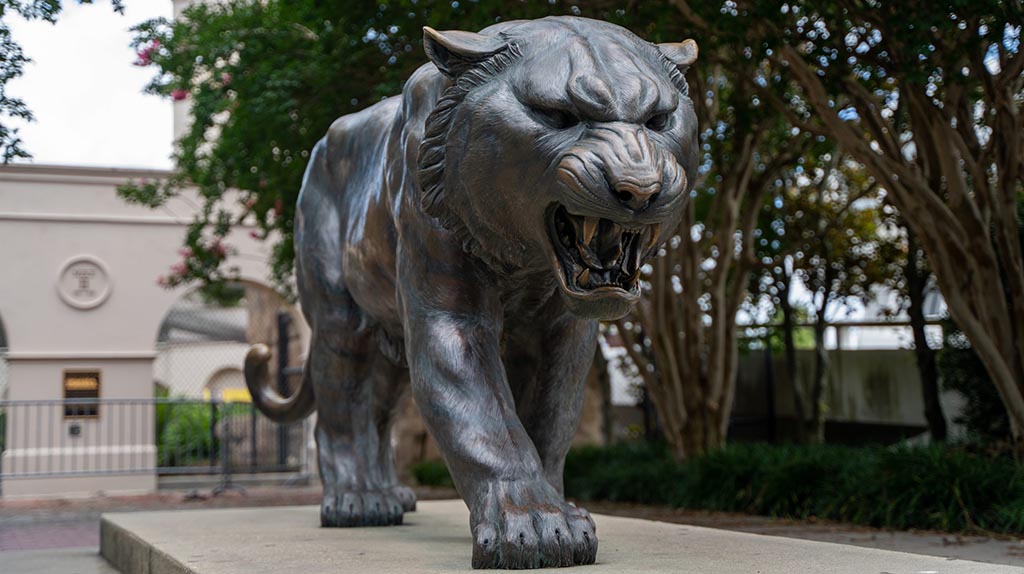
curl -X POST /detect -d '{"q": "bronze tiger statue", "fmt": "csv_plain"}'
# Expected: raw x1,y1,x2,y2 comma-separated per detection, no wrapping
245,16,698,569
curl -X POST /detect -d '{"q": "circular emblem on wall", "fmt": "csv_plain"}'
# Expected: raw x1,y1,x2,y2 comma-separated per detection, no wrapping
57,255,112,310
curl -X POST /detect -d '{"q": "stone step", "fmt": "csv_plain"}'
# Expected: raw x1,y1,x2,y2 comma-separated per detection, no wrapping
100,500,1022,574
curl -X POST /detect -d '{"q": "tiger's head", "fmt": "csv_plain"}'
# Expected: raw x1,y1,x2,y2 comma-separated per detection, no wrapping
418,17,698,320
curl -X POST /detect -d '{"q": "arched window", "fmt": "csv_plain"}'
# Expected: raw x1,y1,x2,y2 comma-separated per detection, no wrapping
204,367,247,402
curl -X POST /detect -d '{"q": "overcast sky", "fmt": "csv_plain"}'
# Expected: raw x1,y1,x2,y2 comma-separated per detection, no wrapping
7,0,173,169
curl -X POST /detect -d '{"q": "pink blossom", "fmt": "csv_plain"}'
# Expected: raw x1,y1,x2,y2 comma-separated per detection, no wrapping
170,89,188,101
249,230,261,239
170,262,187,275
156,275,168,286
243,196,257,209
134,41,161,66
221,72,232,85
178,247,193,258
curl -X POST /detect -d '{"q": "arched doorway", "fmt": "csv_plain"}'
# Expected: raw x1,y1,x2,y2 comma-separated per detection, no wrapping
151,282,309,477
153,281,304,399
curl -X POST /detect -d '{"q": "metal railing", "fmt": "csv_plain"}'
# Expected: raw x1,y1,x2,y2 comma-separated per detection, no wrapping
0,398,309,485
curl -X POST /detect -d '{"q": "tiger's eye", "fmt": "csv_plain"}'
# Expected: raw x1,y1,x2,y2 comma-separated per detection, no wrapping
644,112,672,132
529,105,580,130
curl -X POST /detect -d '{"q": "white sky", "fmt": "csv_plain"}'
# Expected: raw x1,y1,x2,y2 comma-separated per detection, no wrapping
6,0,173,169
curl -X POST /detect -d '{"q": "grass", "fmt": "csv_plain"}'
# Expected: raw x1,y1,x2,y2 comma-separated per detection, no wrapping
410,442,1024,535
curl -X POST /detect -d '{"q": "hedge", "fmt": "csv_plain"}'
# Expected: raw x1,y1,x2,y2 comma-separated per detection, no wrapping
411,442,1024,534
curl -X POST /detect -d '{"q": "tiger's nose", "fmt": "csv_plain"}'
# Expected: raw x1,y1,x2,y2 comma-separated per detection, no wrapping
612,180,661,212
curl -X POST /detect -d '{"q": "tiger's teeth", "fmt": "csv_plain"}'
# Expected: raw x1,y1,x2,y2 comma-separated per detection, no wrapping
582,217,598,246
578,268,591,285
645,223,662,253
627,267,641,285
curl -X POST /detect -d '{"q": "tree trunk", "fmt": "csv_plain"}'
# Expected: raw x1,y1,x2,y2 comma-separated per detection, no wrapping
777,266,806,443
593,345,615,446
809,304,829,444
670,402,728,461
905,229,947,442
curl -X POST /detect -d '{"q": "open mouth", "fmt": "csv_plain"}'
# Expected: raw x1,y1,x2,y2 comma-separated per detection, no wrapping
547,205,660,297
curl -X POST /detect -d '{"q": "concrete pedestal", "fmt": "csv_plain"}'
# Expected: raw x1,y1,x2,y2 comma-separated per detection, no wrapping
100,500,1020,574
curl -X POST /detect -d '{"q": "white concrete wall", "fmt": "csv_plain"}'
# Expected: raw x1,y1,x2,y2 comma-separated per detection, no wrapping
733,348,967,436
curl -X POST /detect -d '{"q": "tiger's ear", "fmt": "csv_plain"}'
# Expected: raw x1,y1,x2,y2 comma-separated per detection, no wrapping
423,27,510,78
657,39,699,71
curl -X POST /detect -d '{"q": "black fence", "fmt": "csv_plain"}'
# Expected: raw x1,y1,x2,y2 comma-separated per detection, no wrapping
0,398,308,483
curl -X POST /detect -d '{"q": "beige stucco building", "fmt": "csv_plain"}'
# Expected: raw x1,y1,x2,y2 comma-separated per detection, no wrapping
0,163,306,497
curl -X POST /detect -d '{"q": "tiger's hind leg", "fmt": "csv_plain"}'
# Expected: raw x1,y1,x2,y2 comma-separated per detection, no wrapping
305,302,410,526
297,138,411,527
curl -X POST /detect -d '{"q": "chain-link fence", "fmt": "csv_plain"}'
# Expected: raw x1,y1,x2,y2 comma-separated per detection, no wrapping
153,282,304,401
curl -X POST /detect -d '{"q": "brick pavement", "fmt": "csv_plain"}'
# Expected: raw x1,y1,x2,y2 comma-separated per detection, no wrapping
0,520,99,551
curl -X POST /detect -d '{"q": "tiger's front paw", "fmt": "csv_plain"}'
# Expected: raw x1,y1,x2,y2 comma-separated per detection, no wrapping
469,480,597,569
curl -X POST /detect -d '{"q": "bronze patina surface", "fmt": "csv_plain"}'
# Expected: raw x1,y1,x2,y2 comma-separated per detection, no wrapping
245,16,698,569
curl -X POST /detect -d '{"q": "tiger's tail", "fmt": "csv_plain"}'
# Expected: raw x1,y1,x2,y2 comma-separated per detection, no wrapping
244,344,315,423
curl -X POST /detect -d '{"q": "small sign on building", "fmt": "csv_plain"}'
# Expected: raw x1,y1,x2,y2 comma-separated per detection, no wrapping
64,370,101,418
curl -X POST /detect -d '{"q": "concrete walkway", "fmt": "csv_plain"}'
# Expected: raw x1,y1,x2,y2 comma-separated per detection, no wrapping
100,501,1024,574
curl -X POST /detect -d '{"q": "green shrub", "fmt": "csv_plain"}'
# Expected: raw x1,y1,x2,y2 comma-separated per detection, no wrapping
410,459,455,488
157,402,215,467
410,442,1024,534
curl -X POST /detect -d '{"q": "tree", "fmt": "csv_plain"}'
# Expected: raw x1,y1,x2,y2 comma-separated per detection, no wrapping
790,158,889,443
937,196,1024,445
0,1,123,162
615,49,808,460
673,0,1024,441
903,228,947,441
878,215,948,442
754,153,892,443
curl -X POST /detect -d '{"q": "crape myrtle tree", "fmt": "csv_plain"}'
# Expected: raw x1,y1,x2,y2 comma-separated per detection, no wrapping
781,158,889,443
936,196,1024,445
614,41,809,459
673,0,1024,440
0,0,123,162
753,153,892,443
